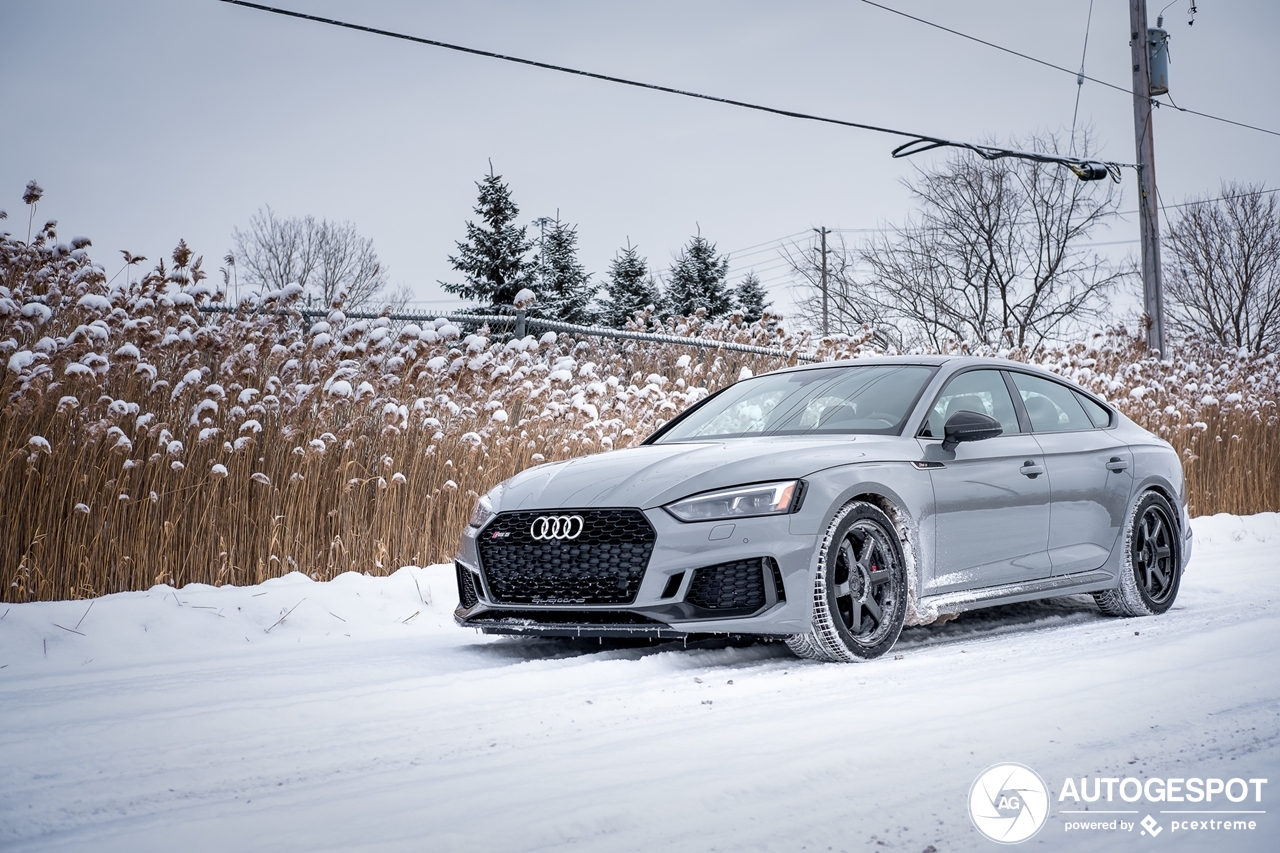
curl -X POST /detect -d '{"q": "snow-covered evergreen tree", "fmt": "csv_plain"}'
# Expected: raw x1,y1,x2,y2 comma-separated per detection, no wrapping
665,231,731,319
442,165,534,311
534,215,596,324
599,240,661,328
734,271,771,324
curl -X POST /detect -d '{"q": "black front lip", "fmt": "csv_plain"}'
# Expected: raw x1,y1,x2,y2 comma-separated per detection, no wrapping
455,611,692,639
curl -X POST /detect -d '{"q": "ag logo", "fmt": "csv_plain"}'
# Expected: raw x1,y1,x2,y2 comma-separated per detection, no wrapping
968,763,1050,844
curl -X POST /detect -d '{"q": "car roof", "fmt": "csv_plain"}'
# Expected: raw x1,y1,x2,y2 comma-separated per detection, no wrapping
769,354,1049,374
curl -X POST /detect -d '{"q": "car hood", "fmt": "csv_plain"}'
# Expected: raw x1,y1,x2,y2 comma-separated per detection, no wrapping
494,435,914,511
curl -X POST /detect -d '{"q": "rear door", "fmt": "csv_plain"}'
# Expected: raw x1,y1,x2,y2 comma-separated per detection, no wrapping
1008,372,1133,575
918,369,1052,594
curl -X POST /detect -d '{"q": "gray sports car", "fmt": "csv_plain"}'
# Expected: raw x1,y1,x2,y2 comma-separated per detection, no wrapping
454,356,1191,662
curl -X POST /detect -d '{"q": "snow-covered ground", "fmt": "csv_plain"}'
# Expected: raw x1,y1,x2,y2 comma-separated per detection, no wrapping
2,514,1278,853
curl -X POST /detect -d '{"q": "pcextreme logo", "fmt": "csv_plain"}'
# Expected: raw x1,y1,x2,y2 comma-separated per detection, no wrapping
969,765,1269,844
969,763,1051,844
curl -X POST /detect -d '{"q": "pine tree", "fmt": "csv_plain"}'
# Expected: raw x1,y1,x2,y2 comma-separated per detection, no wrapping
734,271,771,324
534,215,596,324
442,165,534,311
599,240,662,328
665,230,732,319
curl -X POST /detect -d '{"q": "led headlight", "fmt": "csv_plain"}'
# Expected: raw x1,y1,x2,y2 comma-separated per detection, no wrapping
665,480,800,522
467,484,503,529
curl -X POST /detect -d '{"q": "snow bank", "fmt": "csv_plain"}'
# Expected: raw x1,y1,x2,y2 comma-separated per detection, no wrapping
0,565,457,675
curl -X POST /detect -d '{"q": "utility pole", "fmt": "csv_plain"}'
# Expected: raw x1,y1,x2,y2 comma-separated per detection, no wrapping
813,226,830,337
1129,0,1166,355
533,215,552,300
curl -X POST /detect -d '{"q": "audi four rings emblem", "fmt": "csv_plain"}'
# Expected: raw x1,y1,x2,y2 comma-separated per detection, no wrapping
530,515,585,540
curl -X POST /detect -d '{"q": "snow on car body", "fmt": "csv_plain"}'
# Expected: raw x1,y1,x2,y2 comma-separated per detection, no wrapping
454,356,1192,662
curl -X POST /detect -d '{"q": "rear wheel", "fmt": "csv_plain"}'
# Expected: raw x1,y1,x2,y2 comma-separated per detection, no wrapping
1094,491,1182,617
787,500,907,662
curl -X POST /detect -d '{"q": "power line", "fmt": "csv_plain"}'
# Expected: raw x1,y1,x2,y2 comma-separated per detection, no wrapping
1115,185,1280,216
855,0,1131,95
1069,0,1097,149
220,0,1131,172
855,0,1280,140
724,230,812,255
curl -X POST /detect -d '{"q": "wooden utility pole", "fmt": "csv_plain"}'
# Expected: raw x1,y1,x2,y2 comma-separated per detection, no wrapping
1130,0,1166,355
813,226,830,336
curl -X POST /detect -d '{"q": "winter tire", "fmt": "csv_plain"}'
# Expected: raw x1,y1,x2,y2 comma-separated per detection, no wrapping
1094,490,1182,617
786,500,908,662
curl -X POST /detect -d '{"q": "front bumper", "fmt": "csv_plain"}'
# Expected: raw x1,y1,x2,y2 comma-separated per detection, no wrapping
454,507,818,638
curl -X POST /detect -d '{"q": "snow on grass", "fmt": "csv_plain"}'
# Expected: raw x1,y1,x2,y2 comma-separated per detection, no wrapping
1,515,1278,852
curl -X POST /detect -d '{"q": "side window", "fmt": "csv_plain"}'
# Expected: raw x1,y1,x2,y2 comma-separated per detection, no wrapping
1075,392,1113,428
920,369,1020,438
1009,373,1094,432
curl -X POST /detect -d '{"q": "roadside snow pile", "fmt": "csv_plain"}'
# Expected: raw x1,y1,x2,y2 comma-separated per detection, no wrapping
0,565,458,675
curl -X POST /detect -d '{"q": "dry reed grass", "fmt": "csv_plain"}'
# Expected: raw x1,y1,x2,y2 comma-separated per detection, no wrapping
3,218,1277,602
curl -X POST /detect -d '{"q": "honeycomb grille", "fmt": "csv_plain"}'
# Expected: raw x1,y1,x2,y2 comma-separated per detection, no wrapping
686,558,767,612
476,509,655,605
456,563,479,609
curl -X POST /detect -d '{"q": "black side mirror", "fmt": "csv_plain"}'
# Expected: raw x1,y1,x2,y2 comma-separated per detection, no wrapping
942,410,1003,451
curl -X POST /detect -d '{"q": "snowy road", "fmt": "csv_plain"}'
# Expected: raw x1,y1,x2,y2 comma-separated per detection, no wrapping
2,514,1278,853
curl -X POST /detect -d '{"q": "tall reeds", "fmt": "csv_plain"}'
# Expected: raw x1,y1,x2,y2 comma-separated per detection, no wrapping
3,222,1276,602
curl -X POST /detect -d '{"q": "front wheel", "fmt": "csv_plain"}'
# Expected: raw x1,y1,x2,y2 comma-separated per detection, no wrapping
786,500,908,663
1094,490,1182,617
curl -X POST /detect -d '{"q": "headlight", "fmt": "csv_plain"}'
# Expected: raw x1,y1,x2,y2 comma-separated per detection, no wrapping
665,480,800,522
468,485,503,529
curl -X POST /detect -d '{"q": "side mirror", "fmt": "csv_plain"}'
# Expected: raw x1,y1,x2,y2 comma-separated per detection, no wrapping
942,410,1003,451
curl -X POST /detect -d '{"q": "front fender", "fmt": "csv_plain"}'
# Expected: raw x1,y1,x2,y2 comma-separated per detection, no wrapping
790,461,935,625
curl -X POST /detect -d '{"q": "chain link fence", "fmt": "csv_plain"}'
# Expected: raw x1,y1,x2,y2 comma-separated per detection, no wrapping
197,304,820,363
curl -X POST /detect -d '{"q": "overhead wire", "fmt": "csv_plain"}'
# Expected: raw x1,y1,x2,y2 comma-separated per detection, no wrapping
1114,181,1280,216
1069,0,1096,154
854,0,1280,140
219,0,1131,173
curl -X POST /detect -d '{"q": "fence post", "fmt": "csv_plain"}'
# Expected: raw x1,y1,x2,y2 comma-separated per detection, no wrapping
515,309,526,339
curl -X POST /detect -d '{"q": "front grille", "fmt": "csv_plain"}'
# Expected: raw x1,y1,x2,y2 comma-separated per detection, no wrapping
456,563,479,609
686,558,767,612
477,509,655,605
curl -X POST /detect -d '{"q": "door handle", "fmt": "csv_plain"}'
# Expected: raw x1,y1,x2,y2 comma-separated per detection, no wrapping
1106,456,1129,473
1019,461,1044,479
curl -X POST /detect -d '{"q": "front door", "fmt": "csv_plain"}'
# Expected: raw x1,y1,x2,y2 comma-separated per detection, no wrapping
917,369,1052,594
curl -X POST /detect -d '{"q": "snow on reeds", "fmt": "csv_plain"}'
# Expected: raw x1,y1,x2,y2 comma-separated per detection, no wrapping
2,223,1277,602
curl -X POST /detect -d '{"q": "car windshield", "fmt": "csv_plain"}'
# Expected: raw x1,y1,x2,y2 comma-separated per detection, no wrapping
653,364,937,442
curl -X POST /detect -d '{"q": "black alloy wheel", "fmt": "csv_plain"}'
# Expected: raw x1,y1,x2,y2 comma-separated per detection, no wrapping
1094,490,1183,617
832,518,899,644
787,500,908,662
1132,500,1177,607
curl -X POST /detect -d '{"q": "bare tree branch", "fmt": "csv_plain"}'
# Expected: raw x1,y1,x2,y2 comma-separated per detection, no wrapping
1165,182,1280,352
232,207,391,312
790,133,1129,353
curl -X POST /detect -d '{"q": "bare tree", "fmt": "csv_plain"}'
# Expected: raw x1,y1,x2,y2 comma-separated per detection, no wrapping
792,134,1129,352
782,232,898,346
232,207,400,311
1165,183,1280,352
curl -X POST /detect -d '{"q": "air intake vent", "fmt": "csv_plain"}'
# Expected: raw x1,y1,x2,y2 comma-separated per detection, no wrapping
456,563,479,609
686,558,767,613
477,509,656,605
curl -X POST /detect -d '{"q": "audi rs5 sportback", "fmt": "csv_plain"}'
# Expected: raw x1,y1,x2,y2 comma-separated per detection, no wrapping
454,356,1191,662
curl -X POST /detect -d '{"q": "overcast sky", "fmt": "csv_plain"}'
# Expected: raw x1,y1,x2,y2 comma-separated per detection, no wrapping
3,0,1278,322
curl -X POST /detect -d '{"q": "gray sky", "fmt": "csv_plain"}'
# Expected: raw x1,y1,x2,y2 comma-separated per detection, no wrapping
3,0,1278,321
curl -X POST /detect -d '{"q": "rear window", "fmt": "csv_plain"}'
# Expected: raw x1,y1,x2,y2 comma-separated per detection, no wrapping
1075,392,1114,428
1009,372,1095,432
